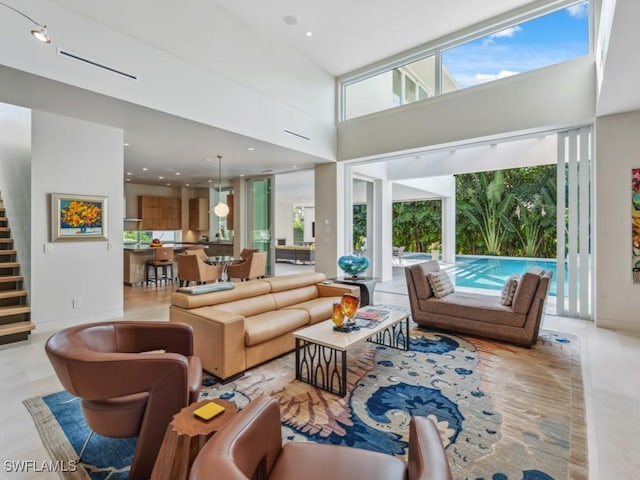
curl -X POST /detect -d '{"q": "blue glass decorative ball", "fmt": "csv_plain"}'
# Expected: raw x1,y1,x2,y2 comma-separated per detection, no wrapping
338,255,370,278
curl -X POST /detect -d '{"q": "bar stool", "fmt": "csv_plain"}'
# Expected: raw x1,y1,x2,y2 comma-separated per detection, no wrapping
146,247,175,286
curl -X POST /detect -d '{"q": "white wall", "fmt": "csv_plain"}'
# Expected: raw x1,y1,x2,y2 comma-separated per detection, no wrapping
303,207,316,243
338,56,595,160
595,109,640,331
31,111,123,331
0,102,32,294
0,0,336,160
275,201,293,245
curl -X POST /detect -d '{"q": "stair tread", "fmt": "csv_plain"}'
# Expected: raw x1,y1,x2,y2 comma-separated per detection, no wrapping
0,262,19,268
0,305,30,316
0,321,35,336
0,250,16,255
0,290,27,300
0,275,23,282
0,239,13,243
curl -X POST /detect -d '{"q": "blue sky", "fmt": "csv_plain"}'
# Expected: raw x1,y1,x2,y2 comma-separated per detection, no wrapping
443,1,589,88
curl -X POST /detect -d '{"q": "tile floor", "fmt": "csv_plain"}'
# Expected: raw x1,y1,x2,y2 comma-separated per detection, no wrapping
0,266,638,479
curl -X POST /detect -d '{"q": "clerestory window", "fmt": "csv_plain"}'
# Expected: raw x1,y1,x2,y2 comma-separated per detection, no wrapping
340,0,589,121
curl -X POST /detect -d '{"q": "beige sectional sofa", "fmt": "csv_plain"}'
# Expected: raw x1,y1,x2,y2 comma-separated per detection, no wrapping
405,260,552,347
170,272,358,379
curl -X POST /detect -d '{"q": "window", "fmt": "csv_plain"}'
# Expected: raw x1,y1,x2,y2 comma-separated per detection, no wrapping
123,230,180,245
442,2,589,93
344,55,435,120
340,0,589,121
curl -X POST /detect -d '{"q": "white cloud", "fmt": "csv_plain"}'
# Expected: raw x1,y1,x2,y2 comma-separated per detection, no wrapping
475,70,519,82
489,26,522,39
567,3,588,18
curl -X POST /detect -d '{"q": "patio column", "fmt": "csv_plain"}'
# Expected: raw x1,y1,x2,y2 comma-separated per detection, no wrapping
440,176,456,264
314,162,347,278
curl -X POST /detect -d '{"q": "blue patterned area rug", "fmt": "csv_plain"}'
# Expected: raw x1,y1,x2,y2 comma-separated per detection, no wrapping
24,327,587,480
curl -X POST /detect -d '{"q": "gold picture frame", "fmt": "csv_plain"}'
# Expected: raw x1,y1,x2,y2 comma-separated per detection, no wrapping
51,193,108,242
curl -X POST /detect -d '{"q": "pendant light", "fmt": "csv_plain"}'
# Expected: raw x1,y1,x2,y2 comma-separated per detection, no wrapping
213,155,230,217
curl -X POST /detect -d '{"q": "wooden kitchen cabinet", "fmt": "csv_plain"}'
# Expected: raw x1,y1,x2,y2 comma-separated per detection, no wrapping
189,198,209,231
226,194,234,230
138,196,181,230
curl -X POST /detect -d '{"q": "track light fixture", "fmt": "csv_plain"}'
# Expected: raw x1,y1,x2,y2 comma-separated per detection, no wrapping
0,1,51,43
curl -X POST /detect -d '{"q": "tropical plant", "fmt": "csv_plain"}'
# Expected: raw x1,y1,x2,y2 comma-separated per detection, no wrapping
508,198,545,257
459,171,514,255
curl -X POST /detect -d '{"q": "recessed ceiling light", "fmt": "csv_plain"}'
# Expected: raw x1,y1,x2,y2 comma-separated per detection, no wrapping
248,147,255,151
175,172,181,175
166,183,171,186
186,183,190,187
283,15,298,26
123,143,130,147
306,31,313,37
159,176,164,179
126,178,131,182
208,179,213,183
240,174,245,177
126,172,132,176
142,167,149,171
203,158,213,162
292,165,297,168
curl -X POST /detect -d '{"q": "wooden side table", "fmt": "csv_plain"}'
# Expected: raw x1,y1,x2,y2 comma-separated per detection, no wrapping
151,399,238,480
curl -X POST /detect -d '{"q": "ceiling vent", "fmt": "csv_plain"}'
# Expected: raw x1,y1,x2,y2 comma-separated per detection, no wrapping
283,129,310,141
57,48,138,81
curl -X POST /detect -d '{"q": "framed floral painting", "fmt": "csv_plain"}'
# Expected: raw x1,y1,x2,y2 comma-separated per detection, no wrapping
633,169,640,283
51,193,108,242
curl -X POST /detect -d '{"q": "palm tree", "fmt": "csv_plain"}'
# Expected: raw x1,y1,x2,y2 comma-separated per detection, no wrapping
460,171,514,255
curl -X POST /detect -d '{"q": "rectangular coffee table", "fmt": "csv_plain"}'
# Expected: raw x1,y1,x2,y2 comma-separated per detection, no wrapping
294,306,411,396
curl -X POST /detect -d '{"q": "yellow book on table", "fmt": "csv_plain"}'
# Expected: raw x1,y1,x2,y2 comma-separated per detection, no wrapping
193,402,225,421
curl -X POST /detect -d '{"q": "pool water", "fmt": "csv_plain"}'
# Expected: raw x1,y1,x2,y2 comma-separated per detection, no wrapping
404,254,563,296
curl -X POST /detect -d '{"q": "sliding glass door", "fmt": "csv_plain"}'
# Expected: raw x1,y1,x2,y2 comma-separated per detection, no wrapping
247,177,274,276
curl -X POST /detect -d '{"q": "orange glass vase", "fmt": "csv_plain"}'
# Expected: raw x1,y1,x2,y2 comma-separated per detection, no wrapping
331,302,344,327
332,293,360,332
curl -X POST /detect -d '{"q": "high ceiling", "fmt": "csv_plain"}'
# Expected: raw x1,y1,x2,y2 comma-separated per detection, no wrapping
50,0,538,77
3,0,638,193
30,0,542,189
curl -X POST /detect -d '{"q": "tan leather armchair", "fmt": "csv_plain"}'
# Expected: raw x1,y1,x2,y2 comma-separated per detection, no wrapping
45,321,203,480
177,252,222,286
227,251,267,281
189,396,453,480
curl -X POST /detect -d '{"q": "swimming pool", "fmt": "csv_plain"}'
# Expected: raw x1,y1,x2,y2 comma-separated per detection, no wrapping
403,254,563,296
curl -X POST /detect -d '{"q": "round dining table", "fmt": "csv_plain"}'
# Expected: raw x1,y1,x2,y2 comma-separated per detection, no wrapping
206,256,238,281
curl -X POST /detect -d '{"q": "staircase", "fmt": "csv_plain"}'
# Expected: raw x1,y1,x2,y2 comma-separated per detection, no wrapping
0,196,34,344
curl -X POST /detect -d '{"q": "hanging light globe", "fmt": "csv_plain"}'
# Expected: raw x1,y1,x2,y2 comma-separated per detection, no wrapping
214,202,229,217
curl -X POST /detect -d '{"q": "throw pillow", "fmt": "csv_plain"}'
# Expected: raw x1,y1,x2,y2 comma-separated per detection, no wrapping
500,274,519,306
178,282,235,295
426,271,454,298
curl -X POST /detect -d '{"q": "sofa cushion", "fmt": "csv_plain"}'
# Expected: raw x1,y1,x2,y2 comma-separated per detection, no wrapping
408,261,441,299
500,275,519,306
216,294,277,318
171,280,270,309
272,285,318,309
420,291,527,327
512,267,543,314
426,271,454,298
283,296,343,324
265,272,326,292
244,310,310,346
